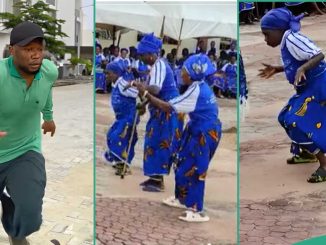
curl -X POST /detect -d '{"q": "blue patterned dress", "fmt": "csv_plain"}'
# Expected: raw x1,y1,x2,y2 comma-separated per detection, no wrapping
143,58,179,176
105,77,139,163
239,53,248,103
278,30,326,155
222,63,237,95
169,81,222,212
95,54,106,92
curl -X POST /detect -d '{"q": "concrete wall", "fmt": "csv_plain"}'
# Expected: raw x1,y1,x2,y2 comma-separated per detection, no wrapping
80,0,93,47
0,33,10,59
0,0,15,54
0,0,92,58
56,0,76,46
56,0,93,47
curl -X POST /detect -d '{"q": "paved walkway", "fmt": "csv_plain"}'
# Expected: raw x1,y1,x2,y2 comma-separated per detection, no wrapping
240,15,326,245
96,92,237,245
241,191,326,245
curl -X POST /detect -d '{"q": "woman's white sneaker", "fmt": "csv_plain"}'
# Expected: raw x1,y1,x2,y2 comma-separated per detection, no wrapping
162,196,186,209
178,210,210,222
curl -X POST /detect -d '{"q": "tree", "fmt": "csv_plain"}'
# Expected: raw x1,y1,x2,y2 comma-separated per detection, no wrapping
0,0,69,55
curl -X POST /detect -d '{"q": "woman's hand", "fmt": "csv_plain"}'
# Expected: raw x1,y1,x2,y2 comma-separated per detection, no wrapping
294,67,306,87
133,81,147,96
258,63,278,79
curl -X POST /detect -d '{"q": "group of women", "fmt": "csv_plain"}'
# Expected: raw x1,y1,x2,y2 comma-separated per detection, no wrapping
103,33,222,222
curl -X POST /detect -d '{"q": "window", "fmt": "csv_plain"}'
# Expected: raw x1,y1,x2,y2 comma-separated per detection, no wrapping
45,0,56,7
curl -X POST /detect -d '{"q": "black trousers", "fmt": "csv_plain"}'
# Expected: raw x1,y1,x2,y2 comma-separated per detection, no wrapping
0,150,46,239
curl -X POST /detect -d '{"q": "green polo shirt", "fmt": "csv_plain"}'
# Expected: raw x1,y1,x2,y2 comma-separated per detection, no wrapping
0,56,58,163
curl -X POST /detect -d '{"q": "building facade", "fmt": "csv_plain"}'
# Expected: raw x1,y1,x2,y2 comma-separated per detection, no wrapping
0,0,93,58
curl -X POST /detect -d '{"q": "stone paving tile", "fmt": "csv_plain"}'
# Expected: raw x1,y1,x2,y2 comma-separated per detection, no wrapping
97,197,235,245
240,190,326,245
96,88,237,244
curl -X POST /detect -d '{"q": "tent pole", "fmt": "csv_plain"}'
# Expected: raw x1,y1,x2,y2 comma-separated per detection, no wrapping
160,16,165,39
174,18,184,67
255,2,260,18
113,25,116,45
117,31,122,48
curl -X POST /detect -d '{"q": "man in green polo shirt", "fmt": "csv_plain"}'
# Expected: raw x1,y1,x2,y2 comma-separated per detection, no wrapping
0,21,58,245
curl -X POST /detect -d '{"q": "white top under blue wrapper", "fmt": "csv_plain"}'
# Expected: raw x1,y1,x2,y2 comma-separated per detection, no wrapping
169,81,200,113
281,30,321,61
149,59,167,90
280,30,326,85
95,54,105,70
111,77,138,121
169,81,218,123
114,77,138,98
115,57,131,67
221,63,237,73
148,58,179,101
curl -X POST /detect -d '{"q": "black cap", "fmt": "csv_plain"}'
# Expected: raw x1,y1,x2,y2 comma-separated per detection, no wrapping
10,21,44,46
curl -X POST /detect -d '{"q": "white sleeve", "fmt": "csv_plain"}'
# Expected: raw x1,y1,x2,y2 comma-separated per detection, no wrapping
221,63,228,72
135,60,139,70
131,59,136,68
149,60,166,90
286,32,321,61
168,83,200,113
117,79,139,98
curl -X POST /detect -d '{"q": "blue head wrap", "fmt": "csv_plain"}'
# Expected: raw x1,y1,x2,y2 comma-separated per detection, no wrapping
261,7,304,32
183,54,216,81
106,60,127,77
137,33,162,55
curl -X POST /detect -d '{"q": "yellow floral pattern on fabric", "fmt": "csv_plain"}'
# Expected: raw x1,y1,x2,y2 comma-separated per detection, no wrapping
199,172,207,180
159,140,170,149
178,187,187,199
119,125,129,138
295,97,312,116
208,130,219,142
175,128,182,141
177,113,185,121
121,149,128,159
199,134,206,146
185,166,196,177
144,147,154,161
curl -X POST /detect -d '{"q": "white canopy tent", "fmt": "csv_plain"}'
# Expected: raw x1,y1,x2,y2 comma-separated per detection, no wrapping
96,1,237,40
96,1,163,37
149,2,236,40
